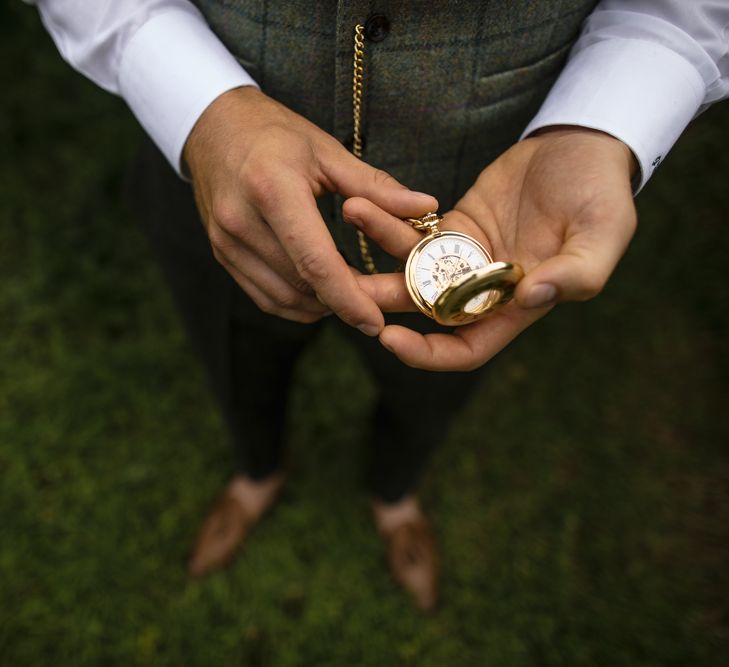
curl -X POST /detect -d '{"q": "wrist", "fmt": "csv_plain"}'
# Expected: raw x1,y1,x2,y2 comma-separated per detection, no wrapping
529,124,639,180
183,85,264,177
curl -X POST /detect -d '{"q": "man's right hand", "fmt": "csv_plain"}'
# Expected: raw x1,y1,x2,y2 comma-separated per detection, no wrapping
183,86,438,333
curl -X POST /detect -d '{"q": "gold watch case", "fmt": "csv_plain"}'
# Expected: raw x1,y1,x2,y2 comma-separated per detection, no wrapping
403,219,524,327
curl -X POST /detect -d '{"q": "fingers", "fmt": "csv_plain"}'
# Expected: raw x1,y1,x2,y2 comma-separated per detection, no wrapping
323,148,439,217
206,203,330,320
343,198,492,259
515,199,637,309
212,231,329,313
260,169,385,334
235,276,327,324
378,305,546,371
355,273,417,312
342,197,422,260
213,243,329,323
208,209,315,293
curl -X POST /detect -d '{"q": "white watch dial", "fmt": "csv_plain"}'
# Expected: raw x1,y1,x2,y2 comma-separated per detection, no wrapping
414,233,490,308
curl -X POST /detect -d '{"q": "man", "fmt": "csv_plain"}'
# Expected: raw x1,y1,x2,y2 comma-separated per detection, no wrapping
34,0,729,611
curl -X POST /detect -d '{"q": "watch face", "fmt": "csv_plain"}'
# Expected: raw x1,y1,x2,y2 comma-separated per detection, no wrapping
407,231,492,310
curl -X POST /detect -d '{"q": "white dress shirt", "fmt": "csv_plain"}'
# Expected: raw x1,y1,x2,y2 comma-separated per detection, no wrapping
33,0,729,190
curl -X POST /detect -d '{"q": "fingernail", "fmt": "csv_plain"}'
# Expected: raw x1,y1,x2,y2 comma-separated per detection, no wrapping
380,338,394,353
357,323,380,337
522,283,557,309
411,191,435,200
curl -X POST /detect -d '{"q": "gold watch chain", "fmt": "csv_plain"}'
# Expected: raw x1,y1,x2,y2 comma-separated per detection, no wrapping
352,24,378,274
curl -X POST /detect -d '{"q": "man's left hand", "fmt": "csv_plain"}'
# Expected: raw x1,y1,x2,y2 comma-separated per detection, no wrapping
344,126,638,371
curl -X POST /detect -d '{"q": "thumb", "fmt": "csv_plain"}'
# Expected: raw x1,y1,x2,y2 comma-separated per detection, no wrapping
515,207,637,309
322,147,438,216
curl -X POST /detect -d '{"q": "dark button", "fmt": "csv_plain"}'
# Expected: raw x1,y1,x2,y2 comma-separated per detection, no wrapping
364,14,390,42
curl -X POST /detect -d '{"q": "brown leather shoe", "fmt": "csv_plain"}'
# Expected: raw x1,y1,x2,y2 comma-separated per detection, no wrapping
381,516,440,612
187,473,284,577
187,491,250,576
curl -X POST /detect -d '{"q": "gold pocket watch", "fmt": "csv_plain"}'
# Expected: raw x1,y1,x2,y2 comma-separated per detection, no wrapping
403,213,524,326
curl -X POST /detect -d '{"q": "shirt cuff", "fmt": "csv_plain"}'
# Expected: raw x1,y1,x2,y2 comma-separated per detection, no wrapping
521,38,705,192
118,8,258,176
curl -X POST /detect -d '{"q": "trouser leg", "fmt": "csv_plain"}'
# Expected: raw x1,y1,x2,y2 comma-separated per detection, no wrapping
124,140,319,478
226,304,319,478
337,314,484,503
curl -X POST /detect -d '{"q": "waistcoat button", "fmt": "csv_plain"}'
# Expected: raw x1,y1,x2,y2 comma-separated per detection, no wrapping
364,14,390,42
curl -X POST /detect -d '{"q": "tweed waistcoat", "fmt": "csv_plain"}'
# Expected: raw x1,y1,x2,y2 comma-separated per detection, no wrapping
193,0,598,271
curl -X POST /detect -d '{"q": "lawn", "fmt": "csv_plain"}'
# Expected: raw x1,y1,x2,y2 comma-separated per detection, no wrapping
1,5,727,666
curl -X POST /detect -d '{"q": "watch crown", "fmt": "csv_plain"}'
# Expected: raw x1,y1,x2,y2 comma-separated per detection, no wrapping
405,212,443,233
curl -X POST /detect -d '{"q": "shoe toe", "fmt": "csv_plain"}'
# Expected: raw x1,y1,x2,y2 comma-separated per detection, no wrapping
386,520,440,612
187,494,248,577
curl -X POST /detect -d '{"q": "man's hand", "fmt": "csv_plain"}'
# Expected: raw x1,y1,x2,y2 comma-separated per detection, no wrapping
183,86,437,333
344,126,638,369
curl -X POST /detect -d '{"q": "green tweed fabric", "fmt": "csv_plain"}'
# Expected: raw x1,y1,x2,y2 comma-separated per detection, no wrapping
193,0,598,271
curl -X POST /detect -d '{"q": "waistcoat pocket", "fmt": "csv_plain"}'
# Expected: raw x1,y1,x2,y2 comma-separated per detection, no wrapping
470,42,572,108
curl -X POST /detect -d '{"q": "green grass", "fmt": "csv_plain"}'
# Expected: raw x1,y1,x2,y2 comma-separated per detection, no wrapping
1,5,728,665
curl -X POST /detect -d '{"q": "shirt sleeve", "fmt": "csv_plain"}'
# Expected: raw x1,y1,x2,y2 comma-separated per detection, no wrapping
34,0,258,175
521,0,729,192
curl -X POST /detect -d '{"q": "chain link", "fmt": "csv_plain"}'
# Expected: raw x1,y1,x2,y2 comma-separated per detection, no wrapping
352,24,378,274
